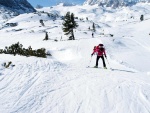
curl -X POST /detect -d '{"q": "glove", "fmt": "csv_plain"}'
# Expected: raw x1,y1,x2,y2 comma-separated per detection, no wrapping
105,55,107,58
91,54,93,56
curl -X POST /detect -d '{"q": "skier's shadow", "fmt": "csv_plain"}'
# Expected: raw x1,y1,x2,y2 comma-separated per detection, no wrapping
111,68,136,73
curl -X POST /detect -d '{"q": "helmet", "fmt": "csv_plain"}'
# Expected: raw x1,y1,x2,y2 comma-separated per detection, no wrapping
99,44,103,46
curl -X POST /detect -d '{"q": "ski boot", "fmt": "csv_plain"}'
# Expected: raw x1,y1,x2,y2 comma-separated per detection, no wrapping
94,66,98,68
104,67,107,69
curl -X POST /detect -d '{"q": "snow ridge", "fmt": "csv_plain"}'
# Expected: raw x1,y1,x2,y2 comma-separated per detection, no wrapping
84,0,150,8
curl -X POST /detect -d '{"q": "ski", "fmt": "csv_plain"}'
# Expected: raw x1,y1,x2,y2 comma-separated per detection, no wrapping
86,66,114,71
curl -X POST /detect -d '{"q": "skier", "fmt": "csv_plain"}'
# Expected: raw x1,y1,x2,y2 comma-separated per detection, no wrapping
92,46,97,53
91,44,107,69
92,33,94,38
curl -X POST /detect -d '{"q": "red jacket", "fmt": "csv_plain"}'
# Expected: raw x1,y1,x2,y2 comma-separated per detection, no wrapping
92,46,106,56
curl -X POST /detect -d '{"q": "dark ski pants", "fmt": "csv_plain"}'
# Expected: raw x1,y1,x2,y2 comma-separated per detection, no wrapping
96,56,106,67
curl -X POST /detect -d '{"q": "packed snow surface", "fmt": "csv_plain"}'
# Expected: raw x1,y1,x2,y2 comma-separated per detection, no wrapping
0,3,150,113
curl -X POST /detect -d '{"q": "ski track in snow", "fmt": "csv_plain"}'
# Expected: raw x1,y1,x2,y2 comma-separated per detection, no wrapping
0,53,150,113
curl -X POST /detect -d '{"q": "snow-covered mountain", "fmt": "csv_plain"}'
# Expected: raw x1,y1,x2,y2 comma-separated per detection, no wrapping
0,0,35,14
0,0,36,24
0,3,150,113
84,0,150,8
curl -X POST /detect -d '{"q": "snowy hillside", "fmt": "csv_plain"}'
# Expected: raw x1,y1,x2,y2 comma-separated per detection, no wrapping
84,0,150,7
0,3,150,113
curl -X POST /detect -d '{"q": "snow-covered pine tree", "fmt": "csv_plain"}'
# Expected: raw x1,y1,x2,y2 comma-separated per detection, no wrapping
70,13,78,40
62,12,78,40
62,12,71,38
93,22,96,32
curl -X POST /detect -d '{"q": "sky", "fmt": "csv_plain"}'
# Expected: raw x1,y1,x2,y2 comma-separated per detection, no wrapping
27,0,85,7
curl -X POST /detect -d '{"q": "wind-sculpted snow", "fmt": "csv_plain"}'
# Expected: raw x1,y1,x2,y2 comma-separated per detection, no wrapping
0,55,66,112
0,53,150,113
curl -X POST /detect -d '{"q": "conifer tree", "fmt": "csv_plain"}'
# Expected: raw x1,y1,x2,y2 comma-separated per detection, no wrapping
43,32,48,40
86,17,88,21
92,22,96,32
140,15,144,21
62,12,78,40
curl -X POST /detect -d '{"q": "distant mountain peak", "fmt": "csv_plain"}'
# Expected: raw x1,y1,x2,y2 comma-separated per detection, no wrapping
84,0,150,8
0,0,36,14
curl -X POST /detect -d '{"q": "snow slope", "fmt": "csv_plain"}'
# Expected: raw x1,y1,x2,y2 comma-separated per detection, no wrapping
0,3,150,113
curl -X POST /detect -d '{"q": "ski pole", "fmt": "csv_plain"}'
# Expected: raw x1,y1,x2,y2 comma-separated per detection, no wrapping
87,55,92,67
106,57,109,64
105,57,113,70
